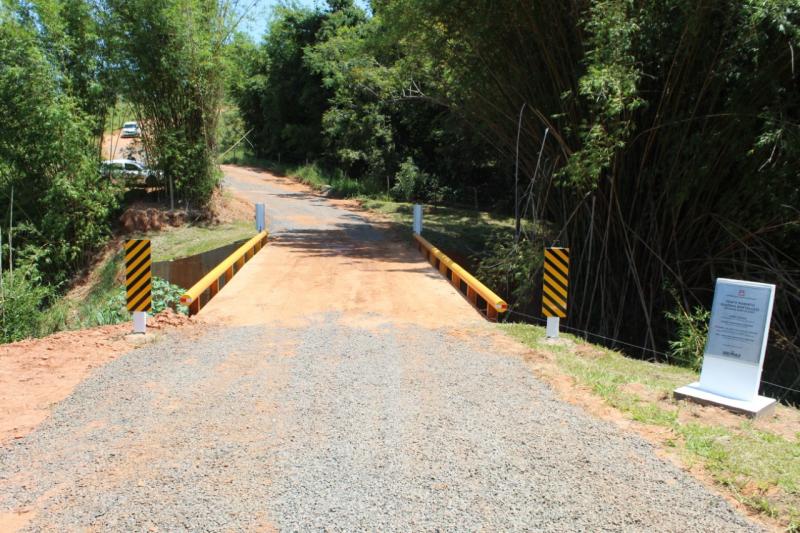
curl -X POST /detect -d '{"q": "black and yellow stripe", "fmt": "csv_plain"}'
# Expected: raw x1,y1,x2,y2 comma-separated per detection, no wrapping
542,247,569,318
125,239,152,312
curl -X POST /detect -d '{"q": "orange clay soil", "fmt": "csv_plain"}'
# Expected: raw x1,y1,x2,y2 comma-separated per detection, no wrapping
0,310,194,445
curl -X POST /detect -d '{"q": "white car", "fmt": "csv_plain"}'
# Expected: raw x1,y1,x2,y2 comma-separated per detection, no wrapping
120,121,141,138
101,159,160,187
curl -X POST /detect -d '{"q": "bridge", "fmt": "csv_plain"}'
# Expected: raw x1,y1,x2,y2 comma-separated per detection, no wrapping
0,165,758,531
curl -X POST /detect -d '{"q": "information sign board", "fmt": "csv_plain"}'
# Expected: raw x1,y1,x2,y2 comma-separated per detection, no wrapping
698,278,775,401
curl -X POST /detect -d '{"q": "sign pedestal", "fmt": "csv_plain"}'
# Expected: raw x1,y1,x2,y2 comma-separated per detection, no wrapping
674,383,776,419
133,311,147,334
674,278,777,419
546,317,559,339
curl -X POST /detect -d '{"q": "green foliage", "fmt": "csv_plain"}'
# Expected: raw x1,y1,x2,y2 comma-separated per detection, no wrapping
390,158,446,203
502,323,800,526
475,232,544,310
0,6,119,286
666,305,711,371
234,5,333,163
102,0,230,207
93,277,188,326
0,268,51,343
27,0,115,135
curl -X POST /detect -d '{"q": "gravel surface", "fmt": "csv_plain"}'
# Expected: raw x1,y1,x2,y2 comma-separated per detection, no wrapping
0,314,760,532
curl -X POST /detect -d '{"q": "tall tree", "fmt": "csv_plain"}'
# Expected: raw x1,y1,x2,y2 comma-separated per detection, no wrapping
102,0,231,207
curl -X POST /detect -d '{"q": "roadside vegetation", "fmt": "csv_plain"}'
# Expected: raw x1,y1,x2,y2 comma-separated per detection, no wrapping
503,323,800,530
0,0,244,343
224,0,800,403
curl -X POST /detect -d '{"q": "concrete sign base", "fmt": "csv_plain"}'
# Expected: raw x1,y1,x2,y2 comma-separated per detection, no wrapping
674,382,777,419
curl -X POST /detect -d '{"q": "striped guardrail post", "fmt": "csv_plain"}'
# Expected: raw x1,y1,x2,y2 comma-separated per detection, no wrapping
125,239,152,334
542,247,569,338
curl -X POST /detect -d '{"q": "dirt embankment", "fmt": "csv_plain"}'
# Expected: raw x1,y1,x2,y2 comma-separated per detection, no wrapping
0,310,195,445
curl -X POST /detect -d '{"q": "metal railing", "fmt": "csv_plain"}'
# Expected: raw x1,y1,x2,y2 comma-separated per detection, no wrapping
180,230,268,315
414,234,508,320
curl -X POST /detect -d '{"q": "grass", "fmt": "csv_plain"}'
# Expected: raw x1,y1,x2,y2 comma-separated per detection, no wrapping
360,199,522,268
140,220,255,262
501,323,800,529
37,220,255,333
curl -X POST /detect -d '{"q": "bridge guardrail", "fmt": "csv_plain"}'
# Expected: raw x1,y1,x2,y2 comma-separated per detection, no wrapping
414,233,508,320
180,230,268,315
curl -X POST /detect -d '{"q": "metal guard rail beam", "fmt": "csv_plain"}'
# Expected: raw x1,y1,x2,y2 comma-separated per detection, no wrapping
414,234,508,320
180,230,268,315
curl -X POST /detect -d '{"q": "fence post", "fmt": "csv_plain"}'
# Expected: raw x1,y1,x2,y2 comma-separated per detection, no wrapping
413,204,423,235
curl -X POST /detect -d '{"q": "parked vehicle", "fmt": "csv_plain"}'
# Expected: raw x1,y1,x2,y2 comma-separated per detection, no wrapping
120,121,141,138
101,159,161,188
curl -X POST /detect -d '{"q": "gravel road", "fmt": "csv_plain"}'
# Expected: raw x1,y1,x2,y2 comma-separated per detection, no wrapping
0,166,762,531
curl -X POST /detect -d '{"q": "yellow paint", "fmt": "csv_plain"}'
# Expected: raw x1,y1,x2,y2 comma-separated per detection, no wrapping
414,234,508,313
542,283,567,308
551,247,569,265
180,231,268,307
543,261,568,288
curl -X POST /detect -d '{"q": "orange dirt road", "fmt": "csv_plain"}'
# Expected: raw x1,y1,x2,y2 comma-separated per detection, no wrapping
205,165,489,330
0,165,761,532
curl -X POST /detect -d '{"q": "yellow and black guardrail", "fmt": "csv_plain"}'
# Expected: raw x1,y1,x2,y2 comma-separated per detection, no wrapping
414,234,508,320
180,230,268,315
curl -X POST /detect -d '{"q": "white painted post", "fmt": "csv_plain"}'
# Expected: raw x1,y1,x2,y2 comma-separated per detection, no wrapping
413,204,423,235
546,316,559,339
133,311,147,334
255,203,266,232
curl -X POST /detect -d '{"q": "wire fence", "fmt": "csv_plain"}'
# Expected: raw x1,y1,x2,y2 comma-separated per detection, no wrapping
504,309,800,402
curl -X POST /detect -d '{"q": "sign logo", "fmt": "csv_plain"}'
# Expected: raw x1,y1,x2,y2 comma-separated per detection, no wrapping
738,289,746,297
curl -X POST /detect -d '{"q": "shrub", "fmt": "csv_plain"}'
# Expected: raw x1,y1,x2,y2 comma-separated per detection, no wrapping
665,304,710,370
93,277,189,326
0,268,51,343
391,157,446,203
475,230,544,310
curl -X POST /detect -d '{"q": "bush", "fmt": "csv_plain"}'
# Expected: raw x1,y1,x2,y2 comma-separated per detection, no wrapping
92,276,189,326
665,304,710,370
475,230,544,310
391,157,447,203
0,268,51,343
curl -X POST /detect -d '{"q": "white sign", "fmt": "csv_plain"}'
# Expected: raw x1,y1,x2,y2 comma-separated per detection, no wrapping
698,278,775,401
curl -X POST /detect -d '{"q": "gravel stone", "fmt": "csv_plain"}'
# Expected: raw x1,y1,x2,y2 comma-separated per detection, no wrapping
0,315,761,531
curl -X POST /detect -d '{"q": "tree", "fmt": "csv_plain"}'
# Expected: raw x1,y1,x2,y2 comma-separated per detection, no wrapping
102,0,231,207
0,3,118,286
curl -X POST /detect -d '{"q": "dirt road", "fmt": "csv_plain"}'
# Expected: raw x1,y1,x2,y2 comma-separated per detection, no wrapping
0,165,761,531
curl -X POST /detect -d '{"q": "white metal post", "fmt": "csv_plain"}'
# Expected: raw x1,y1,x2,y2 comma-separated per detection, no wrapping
546,316,560,339
255,203,266,232
413,204,423,235
133,311,147,334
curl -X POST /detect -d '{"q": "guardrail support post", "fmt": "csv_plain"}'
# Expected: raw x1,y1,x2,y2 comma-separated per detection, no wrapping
487,305,498,321
256,203,266,232
546,317,560,338
413,204,423,235
133,311,147,334
467,286,477,305
225,266,234,282
210,279,220,298
189,299,200,316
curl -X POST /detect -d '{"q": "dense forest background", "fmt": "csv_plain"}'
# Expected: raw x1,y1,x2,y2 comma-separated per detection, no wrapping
1,0,799,401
